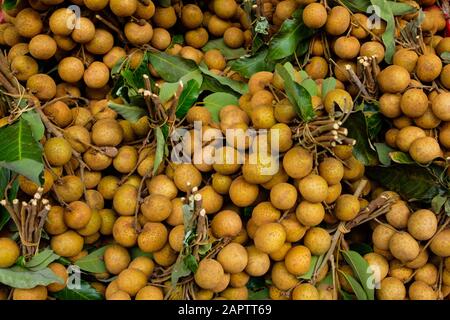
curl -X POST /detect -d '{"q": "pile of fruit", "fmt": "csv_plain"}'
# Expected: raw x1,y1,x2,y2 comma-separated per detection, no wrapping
0,0,449,301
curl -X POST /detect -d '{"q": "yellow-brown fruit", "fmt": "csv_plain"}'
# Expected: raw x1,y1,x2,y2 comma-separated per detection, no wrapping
113,185,138,216
138,222,168,253
84,0,109,10
254,222,286,254
135,286,163,300
395,126,426,152
393,49,418,73
109,0,137,16
214,0,237,19
304,56,328,80
124,21,153,46
181,4,203,29
217,243,248,274
386,200,410,229
44,206,67,236
27,73,56,101
409,137,442,164
50,231,84,257
224,27,244,49
113,216,139,248
141,194,172,222
292,284,319,300
194,259,224,290
325,6,350,36
407,209,437,241
211,210,242,238
400,89,428,118
323,88,353,114
271,262,299,291
334,36,360,59
168,225,184,252
379,93,402,118
416,54,442,82
303,3,327,29
117,268,147,296
185,27,209,49
318,157,344,185
284,245,311,276
91,118,123,147
54,175,84,203
431,92,450,121
298,174,328,203
251,202,281,226
283,146,313,179
129,256,154,277
15,8,43,38
152,6,177,29
389,232,420,262
359,41,385,63
388,259,413,282
414,263,438,286
85,29,114,55
295,201,324,227
376,277,406,300
364,253,389,283
0,238,20,268
303,227,331,255
204,49,226,70
83,61,110,89
245,246,270,277
49,8,76,36
64,201,92,230
47,263,68,293
334,195,360,221
13,286,48,300
11,55,38,81
429,229,450,257
29,34,56,60
270,183,297,210
44,137,72,167
377,65,410,93
409,281,438,300
104,245,131,275
372,224,396,251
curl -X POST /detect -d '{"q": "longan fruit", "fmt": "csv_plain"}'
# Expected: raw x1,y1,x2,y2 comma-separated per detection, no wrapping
393,49,418,73
124,21,153,46
138,222,168,253
58,57,85,84
359,41,385,63
113,184,137,216
350,13,369,39
214,0,237,19
44,137,72,167
104,245,131,275
11,55,38,81
251,202,281,227
304,56,328,80
150,28,171,50
416,53,442,82
15,8,43,38
0,238,20,268
292,284,319,300
152,6,177,29
71,17,95,44
269,242,292,262
224,27,244,49
377,65,410,93
13,286,48,300
271,262,299,291
211,210,242,238
181,4,203,29
303,3,327,29
7,42,29,62
364,253,389,283
113,216,139,248
400,89,428,118
431,92,450,121
207,15,230,37
386,201,410,229
334,36,360,59
318,157,344,185
28,34,56,60
50,230,84,257
254,223,286,254
173,164,202,192
198,186,223,214
85,29,114,55
64,201,92,230
274,0,297,20
245,246,270,277
49,8,76,36
304,227,331,255
92,118,123,147
409,281,438,300
185,27,209,49
270,183,297,210
284,245,311,276
110,0,137,17
54,175,84,203
117,268,147,296
141,194,172,222
135,286,163,300
83,61,110,89
220,287,248,300
135,1,155,19
194,259,224,290
27,73,56,101
298,174,328,203
376,277,406,300
323,88,353,114
395,126,426,152
295,201,324,227
283,146,313,179
415,263,438,286
47,263,68,293
217,243,248,274
407,209,437,241
409,137,442,164
334,194,360,221
389,232,420,262
146,174,178,200
325,6,350,36
429,228,450,257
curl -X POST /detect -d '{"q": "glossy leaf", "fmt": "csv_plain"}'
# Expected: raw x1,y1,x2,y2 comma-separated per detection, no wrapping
389,151,414,164
370,0,395,63
298,256,319,280
341,250,374,300
231,49,274,79
248,287,270,300
301,78,318,97
148,51,198,82
184,255,198,273
25,249,60,272
3,0,20,10
374,142,395,166
153,126,165,176
340,0,371,12
350,243,374,256
202,39,247,60
431,195,447,214
203,92,239,123
131,247,153,260
338,271,367,300
0,119,44,184
159,70,202,103
53,280,103,300
367,165,444,202
321,77,337,99
199,64,248,95
21,110,44,142
346,111,378,166
0,266,63,289
108,102,146,123
176,79,200,118
75,246,109,273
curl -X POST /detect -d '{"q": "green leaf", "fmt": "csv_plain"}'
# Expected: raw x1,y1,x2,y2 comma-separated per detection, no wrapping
176,79,200,118
156,0,171,7
3,0,20,10
374,142,394,166
298,256,319,280
275,64,315,122
203,92,239,123
341,0,370,11
52,280,103,300
183,255,198,273
301,78,318,97
321,77,337,100
159,70,203,103
202,39,247,60
338,271,367,300
346,111,378,166
340,289,355,300
370,0,395,63
25,249,60,272
21,110,44,142
247,277,267,291
267,9,316,61
0,119,44,184
171,259,192,287
441,52,450,63
75,246,109,274
108,102,146,123
131,247,153,260
148,51,198,83
445,200,450,217
248,287,269,300
388,1,417,15
431,195,447,214
111,57,126,77
341,250,374,300
389,151,414,164
367,165,445,202
0,266,63,289
153,127,165,175
318,272,333,287
198,63,248,95
231,49,274,79
198,243,212,256
171,34,184,45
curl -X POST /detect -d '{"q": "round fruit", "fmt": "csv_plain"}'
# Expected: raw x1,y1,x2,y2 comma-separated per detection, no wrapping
389,232,420,262
298,174,328,203
217,243,248,274
304,227,331,255
0,238,20,268
377,65,410,93
284,245,311,276
194,259,224,290
407,209,437,241
211,210,242,238
376,277,406,300
430,229,450,257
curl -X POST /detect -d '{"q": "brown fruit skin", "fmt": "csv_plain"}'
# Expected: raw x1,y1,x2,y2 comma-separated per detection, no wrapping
204,49,226,71
185,27,209,49
49,8,76,36
85,29,114,55
304,56,328,80
303,3,327,29
44,137,72,167
117,268,147,297
440,64,450,90
125,22,153,46
360,41,385,63
54,175,84,203
113,216,139,248
214,0,237,19
92,119,124,147
245,246,270,277
325,6,350,36
211,210,242,238
334,36,360,59
58,57,85,84
50,231,84,258
409,137,442,164
318,157,344,185
271,262,299,291
409,281,438,300
376,277,406,300
393,49,418,73
400,89,428,118
0,238,20,268
389,232,420,262
224,27,244,49
141,194,172,222
152,6,177,29
377,65,410,93
110,0,137,17
431,92,450,121
113,184,138,216
84,0,109,11
372,224,396,251
44,206,68,236
270,183,297,210
254,223,286,254
285,245,311,276
47,263,68,293
138,222,168,253
181,4,203,29
292,284,319,300
135,286,163,300
217,243,248,274
27,73,56,101
430,229,450,257
71,17,95,44
298,174,328,203
194,259,225,290
29,34,56,60
416,54,442,82
104,245,131,275
251,202,281,227
83,61,110,89
11,55,38,81
386,200,410,229
303,227,331,256
64,201,92,230
334,195,360,221
283,146,313,179
13,286,48,300
395,126,426,152
173,164,202,192
151,28,171,50
15,8,43,38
